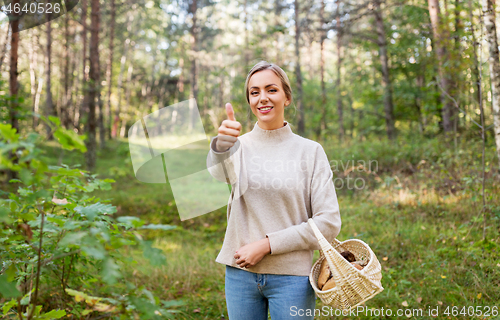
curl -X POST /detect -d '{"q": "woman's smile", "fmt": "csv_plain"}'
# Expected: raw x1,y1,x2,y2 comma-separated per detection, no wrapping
258,106,274,113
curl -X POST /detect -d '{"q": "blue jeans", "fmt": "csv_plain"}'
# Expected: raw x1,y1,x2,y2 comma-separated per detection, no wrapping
225,266,316,320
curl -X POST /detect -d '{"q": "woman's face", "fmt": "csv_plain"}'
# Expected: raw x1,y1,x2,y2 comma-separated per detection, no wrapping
248,69,289,130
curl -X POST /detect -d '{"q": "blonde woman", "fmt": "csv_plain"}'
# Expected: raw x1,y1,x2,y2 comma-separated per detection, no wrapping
207,61,341,319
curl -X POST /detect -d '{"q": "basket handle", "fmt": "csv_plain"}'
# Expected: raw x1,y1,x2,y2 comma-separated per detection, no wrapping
308,218,341,249
308,218,349,285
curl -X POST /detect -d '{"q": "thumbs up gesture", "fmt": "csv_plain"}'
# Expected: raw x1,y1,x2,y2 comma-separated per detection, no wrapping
215,103,242,152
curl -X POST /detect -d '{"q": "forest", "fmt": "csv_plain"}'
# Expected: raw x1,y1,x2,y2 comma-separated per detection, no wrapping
0,0,499,318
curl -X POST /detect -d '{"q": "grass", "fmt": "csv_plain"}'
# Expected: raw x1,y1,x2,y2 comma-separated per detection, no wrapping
38,134,500,319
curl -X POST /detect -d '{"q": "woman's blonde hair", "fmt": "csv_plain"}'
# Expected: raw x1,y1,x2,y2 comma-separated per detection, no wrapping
244,61,293,106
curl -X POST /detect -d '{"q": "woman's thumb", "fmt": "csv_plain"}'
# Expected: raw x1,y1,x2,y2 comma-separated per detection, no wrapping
226,103,236,121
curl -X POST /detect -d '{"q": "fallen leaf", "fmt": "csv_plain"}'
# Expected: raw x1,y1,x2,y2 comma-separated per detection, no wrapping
382,257,388,261
417,297,422,303
477,293,482,299
402,301,409,307
193,308,201,313
52,197,69,205
437,301,443,305
441,275,446,279
421,226,426,230
93,302,115,312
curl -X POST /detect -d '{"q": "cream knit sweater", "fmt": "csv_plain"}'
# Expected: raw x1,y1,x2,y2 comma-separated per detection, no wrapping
207,121,341,276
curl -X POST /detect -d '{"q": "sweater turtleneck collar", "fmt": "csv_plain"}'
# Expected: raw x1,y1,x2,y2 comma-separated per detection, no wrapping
249,120,294,144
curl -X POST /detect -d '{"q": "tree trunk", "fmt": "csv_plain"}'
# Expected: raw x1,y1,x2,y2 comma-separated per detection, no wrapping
274,0,283,66
189,0,198,100
29,28,38,130
9,0,20,133
120,63,134,138
78,0,89,133
106,0,116,139
189,0,199,131
294,0,304,134
336,0,344,142
177,56,185,103
63,12,70,129
482,0,500,170
98,87,105,148
316,0,328,141
45,13,54,139
85,0,100,172
428,0,454,133
374,0,396,140
0,23,10,74
113,5,135,138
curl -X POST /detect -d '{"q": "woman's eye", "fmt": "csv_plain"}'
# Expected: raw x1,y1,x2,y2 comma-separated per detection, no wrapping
270,89,277,92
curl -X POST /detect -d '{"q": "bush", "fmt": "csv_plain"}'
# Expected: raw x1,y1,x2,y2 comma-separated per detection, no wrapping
0,120,183,319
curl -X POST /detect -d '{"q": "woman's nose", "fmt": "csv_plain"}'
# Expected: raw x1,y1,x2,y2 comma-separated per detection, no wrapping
260,93,269,103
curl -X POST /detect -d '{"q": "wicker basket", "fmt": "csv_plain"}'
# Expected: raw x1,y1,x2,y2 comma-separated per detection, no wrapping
308,219,384,311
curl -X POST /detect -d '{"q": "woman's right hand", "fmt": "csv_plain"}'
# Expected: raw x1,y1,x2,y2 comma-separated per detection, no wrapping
215,103,242,152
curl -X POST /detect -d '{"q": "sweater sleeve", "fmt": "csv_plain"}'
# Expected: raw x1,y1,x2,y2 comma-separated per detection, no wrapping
266,144,341,255
206,136,240,185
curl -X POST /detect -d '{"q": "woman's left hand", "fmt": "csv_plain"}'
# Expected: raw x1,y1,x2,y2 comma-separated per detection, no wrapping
234,237,271,268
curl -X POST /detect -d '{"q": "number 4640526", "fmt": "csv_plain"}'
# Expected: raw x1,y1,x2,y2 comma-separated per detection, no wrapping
1,2,61,14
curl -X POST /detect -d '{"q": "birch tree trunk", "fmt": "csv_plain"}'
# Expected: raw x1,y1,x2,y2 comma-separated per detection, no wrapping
113,4,136,138
29,28,38,130
0,23,9,73
336,0,344,142
106,0,116,139
294,0,305,134
428,0,454,133
317,0,328,141
63,12,71,129
482,0,500,170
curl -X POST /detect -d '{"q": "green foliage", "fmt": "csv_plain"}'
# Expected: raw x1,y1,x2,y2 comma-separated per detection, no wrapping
0,122,182,319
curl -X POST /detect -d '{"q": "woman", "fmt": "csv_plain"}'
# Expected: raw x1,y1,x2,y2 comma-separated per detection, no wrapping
207,61,341,320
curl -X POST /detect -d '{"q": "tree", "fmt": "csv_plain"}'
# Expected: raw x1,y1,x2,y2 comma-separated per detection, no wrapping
482,0,500,169
373,0,396,140
9,0,20,133
428,0,454,133
294,0,305,134
85,0,101,172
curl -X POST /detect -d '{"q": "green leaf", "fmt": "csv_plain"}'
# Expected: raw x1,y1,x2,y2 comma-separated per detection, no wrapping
1,299,17,315
53,128,87,152
101,258,121,284
75,203,117,221
116,216,144,228
0,206,12,223
37,309,66,319
48,115,61,127
0,124,18,142
0,275,21,298
81,245,106,260
59,231,87,247
141,240,167,266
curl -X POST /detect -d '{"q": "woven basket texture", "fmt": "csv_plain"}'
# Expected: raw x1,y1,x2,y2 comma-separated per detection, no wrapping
308,219,384,311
